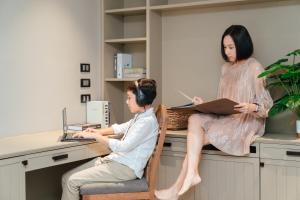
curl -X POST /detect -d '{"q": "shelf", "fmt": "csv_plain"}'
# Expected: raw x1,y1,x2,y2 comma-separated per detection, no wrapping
104,37,147,44
105,7,146,15
150,0,278,11
105,78,140,82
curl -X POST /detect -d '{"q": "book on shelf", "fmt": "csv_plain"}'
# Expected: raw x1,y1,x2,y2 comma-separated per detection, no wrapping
67,123,101,131
113,53,132,78
123,67,146,79
170,98,240,115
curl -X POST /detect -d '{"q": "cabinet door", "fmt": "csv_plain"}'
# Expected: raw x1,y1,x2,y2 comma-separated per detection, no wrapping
157,151,195,200
261,159,300,200
195,154,259,200
0,160,25,200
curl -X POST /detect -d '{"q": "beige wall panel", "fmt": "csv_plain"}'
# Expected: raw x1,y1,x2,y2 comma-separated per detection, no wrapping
0,0,101,137
104,14,124,39
261,159,300,200
104,0,123,10
157,153,195,200
124,14,147,38
148,10,163,106
123,43,147,67
161,1,300,133
124,0,146,8
196,155,259,200
104,82,125,124
0,162,25,200
103,43,123,78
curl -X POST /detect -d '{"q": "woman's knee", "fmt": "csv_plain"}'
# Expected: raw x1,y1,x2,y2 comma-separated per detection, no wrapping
188,114,202,124
188,114,205,129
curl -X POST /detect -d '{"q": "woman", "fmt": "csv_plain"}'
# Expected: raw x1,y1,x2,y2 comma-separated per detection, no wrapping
155,25,273,200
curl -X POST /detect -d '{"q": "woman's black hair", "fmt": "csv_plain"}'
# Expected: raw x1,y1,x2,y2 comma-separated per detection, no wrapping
221,25,253,62
127,78,157,106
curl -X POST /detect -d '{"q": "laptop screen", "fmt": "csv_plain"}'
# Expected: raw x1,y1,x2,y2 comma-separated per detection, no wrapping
62,108,68,134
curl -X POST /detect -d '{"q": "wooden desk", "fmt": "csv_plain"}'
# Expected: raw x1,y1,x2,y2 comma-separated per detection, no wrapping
0,131,110,200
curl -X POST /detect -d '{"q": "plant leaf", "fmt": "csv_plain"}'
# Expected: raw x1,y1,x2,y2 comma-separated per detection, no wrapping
268,103,287,117
286,95,300,110
286,49,300,56
266,58,288,70
258,64,289,78
280,70,300,79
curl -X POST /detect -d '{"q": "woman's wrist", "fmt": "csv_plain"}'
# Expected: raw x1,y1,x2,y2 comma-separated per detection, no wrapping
252,103,260,113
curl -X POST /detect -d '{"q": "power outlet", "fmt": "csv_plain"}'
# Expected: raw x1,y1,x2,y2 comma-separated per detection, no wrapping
81,94,91,103
80,79,91,87
80,63,90,72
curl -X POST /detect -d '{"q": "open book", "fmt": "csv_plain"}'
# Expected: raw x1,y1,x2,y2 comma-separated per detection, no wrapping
170,98,240,115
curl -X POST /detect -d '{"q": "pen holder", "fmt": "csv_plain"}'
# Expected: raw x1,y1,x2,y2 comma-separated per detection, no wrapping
166,108,197,130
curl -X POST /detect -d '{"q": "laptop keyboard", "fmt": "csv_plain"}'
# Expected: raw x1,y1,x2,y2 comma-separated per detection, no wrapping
65,133,75,139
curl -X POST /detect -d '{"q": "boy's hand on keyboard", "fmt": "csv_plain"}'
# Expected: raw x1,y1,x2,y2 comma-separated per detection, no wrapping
73,130,108,144
73,131,97,139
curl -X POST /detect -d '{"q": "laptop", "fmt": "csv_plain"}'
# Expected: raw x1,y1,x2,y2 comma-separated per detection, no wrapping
60,108,96,142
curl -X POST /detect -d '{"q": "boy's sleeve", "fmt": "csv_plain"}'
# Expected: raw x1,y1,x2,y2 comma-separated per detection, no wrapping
108,118,157,152
111,120,132,135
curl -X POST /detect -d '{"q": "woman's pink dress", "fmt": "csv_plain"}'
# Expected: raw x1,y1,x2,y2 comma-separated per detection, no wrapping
199,58,273,156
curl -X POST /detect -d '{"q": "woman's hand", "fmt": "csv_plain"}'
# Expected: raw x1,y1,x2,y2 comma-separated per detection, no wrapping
234,103,257,113
192,96,204,105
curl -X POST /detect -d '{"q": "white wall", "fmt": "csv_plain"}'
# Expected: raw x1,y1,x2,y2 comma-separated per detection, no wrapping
0,0,101,137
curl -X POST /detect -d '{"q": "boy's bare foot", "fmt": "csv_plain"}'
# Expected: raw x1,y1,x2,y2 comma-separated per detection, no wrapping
155,188,179,200
178,174,201,195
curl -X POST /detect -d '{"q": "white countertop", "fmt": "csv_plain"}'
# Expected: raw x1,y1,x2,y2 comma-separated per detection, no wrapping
166,130,300,146
1,129,299,160
0,131,93,160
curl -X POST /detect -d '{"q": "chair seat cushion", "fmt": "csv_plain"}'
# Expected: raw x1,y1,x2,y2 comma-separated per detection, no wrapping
80,177,149,195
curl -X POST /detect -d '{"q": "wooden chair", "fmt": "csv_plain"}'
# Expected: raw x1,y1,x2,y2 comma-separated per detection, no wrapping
80,105,168,200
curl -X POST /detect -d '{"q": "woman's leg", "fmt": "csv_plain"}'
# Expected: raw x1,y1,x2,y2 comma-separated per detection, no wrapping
178,114,210,195
154,155,188,200
155,114,210,199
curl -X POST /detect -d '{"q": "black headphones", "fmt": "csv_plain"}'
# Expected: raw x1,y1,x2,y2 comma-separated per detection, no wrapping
135,81,147,107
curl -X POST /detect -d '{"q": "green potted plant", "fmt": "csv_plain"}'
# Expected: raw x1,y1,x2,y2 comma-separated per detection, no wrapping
258,49,300,137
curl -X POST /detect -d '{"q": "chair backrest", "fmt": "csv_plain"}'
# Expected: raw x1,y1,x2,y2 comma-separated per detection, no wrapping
144,105,168,193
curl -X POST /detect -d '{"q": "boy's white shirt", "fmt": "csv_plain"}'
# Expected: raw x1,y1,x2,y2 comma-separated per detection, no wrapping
105,107,159,178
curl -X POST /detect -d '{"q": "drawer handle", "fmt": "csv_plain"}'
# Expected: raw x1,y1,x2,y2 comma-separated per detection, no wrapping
52,154,68,161
163,142,172,147
286,151,300,157
22,160,28,166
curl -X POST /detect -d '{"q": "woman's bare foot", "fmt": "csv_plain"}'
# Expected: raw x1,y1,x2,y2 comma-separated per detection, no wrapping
155,188,179,200
178,174,201,195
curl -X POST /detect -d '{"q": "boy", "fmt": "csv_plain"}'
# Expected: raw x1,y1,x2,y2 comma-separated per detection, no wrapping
61,78,158,200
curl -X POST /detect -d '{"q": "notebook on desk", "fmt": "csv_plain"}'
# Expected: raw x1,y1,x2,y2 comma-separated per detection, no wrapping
60,108,96,142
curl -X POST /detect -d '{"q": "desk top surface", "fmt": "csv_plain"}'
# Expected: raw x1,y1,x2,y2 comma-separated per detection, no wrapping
0,131,93,160
1,130,300,160
166,130,300,146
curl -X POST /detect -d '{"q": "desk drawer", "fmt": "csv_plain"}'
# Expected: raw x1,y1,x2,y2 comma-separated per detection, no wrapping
260,143,300,161
25,146,98,172
163,137,187,153
162,137,258,158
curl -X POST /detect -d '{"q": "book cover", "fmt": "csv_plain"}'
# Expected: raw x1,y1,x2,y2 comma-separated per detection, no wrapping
170,98,240,115
116,53,132,78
